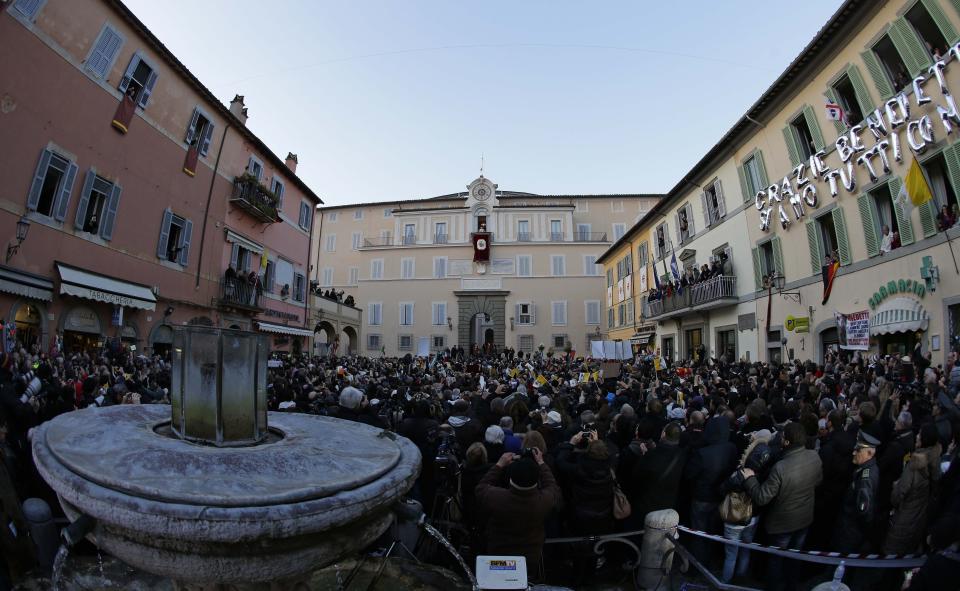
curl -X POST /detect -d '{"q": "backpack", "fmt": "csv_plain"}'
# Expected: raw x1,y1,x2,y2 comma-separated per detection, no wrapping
719,490,753,525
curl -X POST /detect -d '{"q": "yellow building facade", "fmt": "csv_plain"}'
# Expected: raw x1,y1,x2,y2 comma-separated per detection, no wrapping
601,0,960,366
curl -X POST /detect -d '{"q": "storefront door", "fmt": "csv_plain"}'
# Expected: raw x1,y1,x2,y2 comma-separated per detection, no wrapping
685,328,703,361
14,304,42,350
62,306,102,354
662,336,674,363
717,329,736,362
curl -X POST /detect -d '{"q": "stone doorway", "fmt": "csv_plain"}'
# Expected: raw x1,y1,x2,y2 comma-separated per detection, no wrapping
455,290,508,354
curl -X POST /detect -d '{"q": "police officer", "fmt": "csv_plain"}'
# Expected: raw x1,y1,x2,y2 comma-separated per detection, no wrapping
832,430,880,554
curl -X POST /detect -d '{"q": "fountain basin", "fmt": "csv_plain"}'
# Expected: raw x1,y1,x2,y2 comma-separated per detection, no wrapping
33,405,420,585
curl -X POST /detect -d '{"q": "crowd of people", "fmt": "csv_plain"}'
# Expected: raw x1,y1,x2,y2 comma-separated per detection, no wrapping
2,339,960,590
647,252,732,303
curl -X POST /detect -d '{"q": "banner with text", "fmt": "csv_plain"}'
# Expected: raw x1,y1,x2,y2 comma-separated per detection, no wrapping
835,310,870,350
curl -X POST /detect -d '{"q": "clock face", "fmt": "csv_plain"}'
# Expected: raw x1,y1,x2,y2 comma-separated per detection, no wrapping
474,186,490,201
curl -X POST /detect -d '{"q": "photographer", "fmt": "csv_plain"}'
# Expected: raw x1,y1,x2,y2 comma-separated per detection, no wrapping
475,447,561,577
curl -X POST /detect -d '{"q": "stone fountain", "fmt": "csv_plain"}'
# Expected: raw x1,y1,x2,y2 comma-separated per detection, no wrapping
31,326,421,589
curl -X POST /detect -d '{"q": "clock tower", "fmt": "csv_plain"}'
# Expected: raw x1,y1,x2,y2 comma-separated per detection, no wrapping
467,176,496,272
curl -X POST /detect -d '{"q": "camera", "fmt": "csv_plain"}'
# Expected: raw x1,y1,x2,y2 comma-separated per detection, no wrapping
520,447,536,460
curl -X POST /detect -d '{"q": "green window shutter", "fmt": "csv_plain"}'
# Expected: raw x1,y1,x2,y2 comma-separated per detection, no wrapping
738,163,751,203
751,247,763,291
945,143,960,208
771,236,785,277
782,125,801,166
847,64,876,115
824,88,846,134
832,207,852,266
951,0,960,19
861,49,895,100
919,200,938,238
889,18,932,76
888,176,916,246
857,194,880,258
803,104,826,151
756,150,769,187
922,0,959,44
805,220,822,276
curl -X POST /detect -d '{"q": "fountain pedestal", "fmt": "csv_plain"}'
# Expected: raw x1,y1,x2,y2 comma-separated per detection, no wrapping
32,327,420,588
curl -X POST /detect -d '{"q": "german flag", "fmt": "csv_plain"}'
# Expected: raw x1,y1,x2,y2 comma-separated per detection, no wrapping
821,259,840,305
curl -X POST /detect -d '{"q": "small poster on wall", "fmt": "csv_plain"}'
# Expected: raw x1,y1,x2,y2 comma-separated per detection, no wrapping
835,310,870,350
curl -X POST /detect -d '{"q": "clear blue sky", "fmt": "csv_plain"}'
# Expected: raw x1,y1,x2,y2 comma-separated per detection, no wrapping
125,0,844,205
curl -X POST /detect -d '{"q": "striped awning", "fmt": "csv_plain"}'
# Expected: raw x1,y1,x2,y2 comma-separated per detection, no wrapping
869,297,929,336
256,321,314,337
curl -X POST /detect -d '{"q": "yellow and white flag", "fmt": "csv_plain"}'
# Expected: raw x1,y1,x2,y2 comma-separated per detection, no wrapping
898,157,933,212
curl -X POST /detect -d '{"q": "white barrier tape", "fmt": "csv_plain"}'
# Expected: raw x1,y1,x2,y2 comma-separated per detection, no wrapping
543,528,645,545
675,526,926,569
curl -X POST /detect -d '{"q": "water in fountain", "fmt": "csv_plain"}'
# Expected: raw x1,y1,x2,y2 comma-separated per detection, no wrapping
420,522,479,591
51,544,69,591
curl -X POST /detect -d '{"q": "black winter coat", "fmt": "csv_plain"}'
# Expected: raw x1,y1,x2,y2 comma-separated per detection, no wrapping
683,417,738,503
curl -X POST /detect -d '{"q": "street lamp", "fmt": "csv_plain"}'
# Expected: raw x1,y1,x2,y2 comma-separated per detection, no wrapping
6,216,30,263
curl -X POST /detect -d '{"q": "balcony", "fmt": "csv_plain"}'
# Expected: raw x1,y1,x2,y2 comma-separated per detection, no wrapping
230,176,279,223
434,233,448,244
575,231,608,242
312,293,362,322
645,275,738,320
363,237,394,248
218,277,263,312
402,235,417,245
518,232,532,242
549,232,563,242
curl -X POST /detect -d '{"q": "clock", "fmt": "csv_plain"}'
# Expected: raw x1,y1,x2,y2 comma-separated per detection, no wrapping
474,186,490,201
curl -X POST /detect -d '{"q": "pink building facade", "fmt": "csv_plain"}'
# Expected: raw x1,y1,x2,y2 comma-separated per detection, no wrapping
0,0,320,356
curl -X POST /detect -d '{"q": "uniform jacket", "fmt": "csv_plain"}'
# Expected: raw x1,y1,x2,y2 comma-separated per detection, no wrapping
833,456,880,554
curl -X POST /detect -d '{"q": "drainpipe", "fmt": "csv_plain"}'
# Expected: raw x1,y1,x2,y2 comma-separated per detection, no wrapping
306,204,318,348
194,123,232,291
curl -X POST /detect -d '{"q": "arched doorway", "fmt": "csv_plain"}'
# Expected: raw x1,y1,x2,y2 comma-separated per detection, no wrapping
343,326,358,355
484,328,495,346
13,302,43,351
314,320,336,356
150,323,174,358
456,291,508,356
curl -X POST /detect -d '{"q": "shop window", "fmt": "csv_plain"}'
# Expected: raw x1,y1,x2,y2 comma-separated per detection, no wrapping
26,149,77,220
76,171,121,240
905,1,950,60
831,74,865,127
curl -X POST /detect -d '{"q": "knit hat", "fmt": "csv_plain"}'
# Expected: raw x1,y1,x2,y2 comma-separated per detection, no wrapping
545,410,562,426
485,425,505,445
507,458,539,490
338,386,364,410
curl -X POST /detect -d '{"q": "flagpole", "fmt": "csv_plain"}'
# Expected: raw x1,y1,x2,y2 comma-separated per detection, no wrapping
945,230,959,275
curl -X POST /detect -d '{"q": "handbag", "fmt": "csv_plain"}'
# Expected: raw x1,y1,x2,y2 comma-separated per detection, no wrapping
719,490,753,525
610,469,632,520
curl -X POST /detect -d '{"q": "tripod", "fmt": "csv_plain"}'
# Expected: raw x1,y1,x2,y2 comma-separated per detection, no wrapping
338,501,422,591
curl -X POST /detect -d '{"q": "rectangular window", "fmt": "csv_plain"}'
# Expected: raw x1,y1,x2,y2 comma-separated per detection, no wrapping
584,255,599,276
26,149,77,221
517,255,532,277
638,242,649,266
790,112,817,161
384,208,392,218
872,34,911,91
403,224,416,245
348,267,359,286
611,201,624,213
743,153,765,197
184,108,215,157
759,241,775,279
551,301,567,326
518,334,535,353
517,220,530,241
432,335,446,350
702,180,726,226
321,267,333,287
85,24,124,80
293,273,305,302
871,184,899,240
432,302,447,325
398,334,413,350
551,255,565,277
613,223,626,240
401,258,415,279
921,152,952,211
270,177,285,208
905,2,949,61
368,303,382,326
399,302,414,326
156,209,193,266
606,268,614,287
12,0,46,20
353,209,363,220
75,171,121,240
576,223,591,241
371,259,384,280
676,204,694,243
550,219,562,241
367,334,382,350
264,260,275,292
328,212,337,222
585,300,601,325
552,334,567,349
654,223,669,258
817,213,840,261
118,52,158,108
607,307,614,329
380,229,393,244
298,202,312,230
626,299,634,323
618,303,626,326
434,222,447,244
575,200,588,212
325,234,336,252
433,257,447,278
352,232,362,250
517,302,533,325
831,74,865,127
247,155,264,181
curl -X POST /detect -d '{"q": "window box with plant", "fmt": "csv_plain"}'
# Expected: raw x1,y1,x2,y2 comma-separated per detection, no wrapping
231,173,280,223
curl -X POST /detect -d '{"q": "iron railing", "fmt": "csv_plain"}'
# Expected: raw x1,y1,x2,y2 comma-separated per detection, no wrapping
575,232,608,242
517,232,532,242
646,275,737,318
219,277,263,310
434,233,448,244
230,177,279,223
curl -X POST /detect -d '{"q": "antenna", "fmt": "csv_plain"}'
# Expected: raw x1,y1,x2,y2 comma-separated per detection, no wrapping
480,153,484,176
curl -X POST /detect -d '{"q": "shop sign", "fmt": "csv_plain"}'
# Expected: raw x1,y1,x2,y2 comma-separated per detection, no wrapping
87,290,137,307
869,278,925,310
754,48,960,234
64,307,101,333
264,309,299,321
785,315,809,333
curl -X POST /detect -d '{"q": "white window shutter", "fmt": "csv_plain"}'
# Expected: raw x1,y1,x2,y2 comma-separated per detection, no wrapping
700,192,710,227
687,204,695,235
715,180,727,218
531,303,537,325
118,53,139,93
138,68,158,108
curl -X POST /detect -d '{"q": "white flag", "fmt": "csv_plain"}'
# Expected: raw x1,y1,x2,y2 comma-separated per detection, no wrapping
894,177,913,217
825,102,843,122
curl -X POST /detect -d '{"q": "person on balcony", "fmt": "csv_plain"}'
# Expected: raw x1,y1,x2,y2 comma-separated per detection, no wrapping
247,271,261,305
224,266,238,299
937,204,956,232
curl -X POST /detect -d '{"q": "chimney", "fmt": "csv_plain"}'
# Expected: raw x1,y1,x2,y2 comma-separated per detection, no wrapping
285,152,298,174
229,95,248,125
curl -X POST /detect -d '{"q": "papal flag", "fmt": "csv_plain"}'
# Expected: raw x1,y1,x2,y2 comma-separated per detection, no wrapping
899,157,934,210
260,248,269,270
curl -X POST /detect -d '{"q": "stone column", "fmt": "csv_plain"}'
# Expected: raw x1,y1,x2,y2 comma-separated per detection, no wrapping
638,509,679,591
